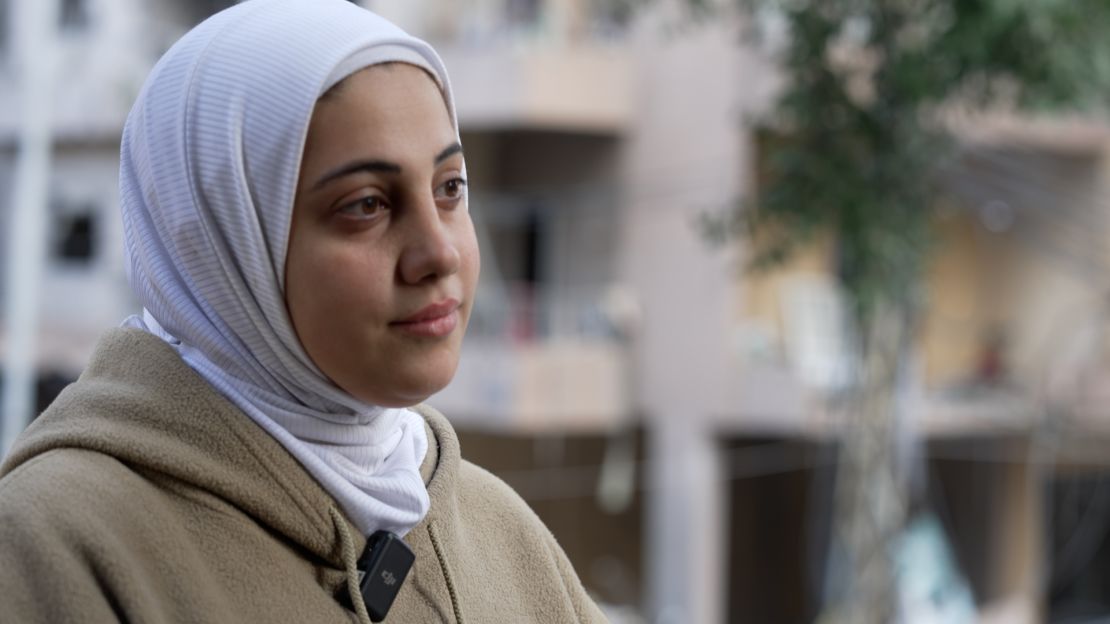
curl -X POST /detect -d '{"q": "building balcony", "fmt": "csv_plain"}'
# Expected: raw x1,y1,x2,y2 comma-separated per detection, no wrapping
439,42,633,135
429,284,633,432
375,0,634,134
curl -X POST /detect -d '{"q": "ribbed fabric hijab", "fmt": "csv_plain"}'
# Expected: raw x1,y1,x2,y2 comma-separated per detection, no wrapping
118,0,460,537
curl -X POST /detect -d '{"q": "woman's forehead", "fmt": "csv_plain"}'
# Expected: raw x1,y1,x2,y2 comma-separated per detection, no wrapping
299,64,459,187
321,61,442,101
310,64,452,140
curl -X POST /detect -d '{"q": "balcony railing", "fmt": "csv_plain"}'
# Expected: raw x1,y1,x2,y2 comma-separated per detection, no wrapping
433,283,634,430
469,282,628,343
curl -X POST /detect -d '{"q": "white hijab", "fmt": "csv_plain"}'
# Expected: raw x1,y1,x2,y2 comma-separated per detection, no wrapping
119,0,459,537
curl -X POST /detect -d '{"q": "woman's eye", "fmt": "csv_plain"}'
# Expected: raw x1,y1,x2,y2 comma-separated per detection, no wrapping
336,195,388,219
435,177,468,203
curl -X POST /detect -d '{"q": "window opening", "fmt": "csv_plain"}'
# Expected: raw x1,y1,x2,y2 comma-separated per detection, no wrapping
53,203,97,263
59,0,89,31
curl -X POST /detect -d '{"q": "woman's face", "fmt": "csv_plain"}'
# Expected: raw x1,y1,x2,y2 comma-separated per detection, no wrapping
286,63,479,407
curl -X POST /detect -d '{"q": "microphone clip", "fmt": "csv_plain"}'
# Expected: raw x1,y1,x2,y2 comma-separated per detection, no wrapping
355,530,415,622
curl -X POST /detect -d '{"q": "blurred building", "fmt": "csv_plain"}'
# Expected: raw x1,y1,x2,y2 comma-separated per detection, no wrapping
5,1,1110,623
736,118,1110,622
0,0,225,396
396,3,1110,622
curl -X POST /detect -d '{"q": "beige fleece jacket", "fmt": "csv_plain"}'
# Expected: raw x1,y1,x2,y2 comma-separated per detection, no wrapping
0,328,607,623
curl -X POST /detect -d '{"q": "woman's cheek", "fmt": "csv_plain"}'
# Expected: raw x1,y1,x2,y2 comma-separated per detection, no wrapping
461,219,481,284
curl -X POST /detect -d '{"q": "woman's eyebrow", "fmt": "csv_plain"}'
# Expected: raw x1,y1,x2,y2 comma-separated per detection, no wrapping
311,159,400,191
435,142,463,164
311,142,464,191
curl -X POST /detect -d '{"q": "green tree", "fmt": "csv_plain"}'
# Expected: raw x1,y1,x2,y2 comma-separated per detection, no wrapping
701,0,1110,621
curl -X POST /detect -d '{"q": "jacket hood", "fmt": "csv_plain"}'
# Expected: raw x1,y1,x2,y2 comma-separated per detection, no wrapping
0,328,460,568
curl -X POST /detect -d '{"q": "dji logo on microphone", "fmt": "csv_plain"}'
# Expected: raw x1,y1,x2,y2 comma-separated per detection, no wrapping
381,570,397,587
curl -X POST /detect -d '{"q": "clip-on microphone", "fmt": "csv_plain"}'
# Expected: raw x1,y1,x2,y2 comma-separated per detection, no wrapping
354,530,415,622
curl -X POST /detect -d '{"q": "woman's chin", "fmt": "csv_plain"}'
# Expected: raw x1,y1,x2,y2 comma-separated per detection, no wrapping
349,363,459,408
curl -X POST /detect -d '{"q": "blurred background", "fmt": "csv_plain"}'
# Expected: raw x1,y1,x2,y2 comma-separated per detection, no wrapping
3,0,1110,622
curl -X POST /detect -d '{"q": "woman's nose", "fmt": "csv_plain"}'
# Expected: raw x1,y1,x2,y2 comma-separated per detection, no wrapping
397,200,461,285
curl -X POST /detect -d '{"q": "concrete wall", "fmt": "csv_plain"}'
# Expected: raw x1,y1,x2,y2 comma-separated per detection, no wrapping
615,10,775,622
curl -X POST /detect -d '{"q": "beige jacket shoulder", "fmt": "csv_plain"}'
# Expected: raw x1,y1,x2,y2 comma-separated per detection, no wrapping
0,328,607,623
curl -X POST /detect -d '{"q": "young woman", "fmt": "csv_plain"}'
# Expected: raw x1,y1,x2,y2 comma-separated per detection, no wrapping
0,1,606,622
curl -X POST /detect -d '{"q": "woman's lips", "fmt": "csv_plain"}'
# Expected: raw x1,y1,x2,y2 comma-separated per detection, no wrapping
391,300,460,338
